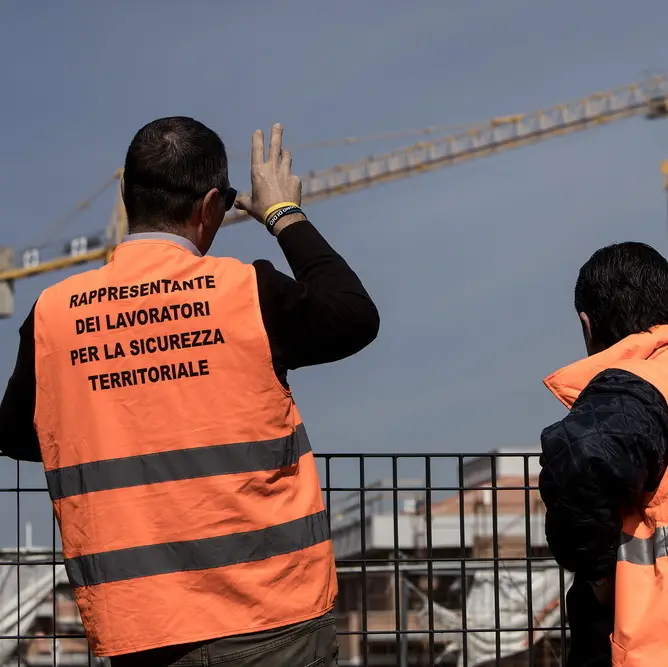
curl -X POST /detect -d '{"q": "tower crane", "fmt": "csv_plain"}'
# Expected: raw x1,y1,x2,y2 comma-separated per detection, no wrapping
0,75,666,318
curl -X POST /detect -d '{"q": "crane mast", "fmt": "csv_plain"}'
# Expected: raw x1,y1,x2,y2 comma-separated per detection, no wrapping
0,75,666,318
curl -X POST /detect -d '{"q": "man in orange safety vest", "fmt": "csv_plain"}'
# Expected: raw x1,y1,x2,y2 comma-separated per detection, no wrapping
540,242,668,667
0,119,379,666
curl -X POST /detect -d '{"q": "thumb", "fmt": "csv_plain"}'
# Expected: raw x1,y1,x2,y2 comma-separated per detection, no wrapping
234,193,252,212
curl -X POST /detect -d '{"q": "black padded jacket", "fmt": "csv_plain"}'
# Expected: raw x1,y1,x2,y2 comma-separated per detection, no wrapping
540,368,668,666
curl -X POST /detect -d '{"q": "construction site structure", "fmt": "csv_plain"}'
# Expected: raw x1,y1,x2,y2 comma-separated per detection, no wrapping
0,75,667,318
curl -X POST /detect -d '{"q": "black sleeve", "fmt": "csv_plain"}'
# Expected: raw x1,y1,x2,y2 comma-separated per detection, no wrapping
539,368,668,582
0,303,41,462
252,220,379,383
565,575,614,665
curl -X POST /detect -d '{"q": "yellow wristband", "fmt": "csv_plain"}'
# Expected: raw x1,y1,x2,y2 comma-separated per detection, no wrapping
263,202,299,224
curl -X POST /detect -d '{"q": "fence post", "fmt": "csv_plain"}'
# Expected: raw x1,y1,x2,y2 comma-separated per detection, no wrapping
400,572,409,667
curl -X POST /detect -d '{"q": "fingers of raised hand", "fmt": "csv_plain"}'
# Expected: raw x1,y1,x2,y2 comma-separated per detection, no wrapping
268,123,283,165
234,192,252,212
280,149,292,175
292,175,302,204
251,129,265,166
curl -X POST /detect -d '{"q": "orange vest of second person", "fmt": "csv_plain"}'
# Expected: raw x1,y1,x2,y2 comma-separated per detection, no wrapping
545,325,668,667
32,237,337,657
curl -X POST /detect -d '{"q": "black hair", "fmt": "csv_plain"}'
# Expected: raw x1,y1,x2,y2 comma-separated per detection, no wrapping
122,117,228,232
574,241,668,348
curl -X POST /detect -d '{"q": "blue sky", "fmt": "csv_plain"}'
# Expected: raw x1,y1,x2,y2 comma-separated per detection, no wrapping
2,0,668,545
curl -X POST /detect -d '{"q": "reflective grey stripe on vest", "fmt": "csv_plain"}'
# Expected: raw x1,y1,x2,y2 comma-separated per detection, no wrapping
65,509,330,589
618,528,668,565
46,424,311,500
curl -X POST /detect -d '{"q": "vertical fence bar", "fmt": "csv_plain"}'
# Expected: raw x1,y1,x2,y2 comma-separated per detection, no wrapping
491,455,501,665
323,459,332,667
458,456,468,667
425,456,435,666
16,460,21,667
325,456,332,533
524,456,535,667
359,456,368,667
391,456,402,665
53,508,57,667
559,566,568,666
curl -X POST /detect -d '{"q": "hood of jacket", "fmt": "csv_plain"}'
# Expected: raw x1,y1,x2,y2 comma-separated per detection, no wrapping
544,325,668,409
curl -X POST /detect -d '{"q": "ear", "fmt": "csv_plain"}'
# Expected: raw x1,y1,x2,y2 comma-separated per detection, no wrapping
120,176,125,199
200,188,223,228
579,311,595,356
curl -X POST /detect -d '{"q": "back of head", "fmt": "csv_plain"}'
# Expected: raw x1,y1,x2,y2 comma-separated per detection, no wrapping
574,241,668,349
123,117,228,233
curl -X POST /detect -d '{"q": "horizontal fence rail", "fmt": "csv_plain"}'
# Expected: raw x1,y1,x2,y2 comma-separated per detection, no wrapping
0,453,568,667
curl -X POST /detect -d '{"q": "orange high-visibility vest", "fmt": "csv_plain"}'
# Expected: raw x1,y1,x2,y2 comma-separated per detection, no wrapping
33,237,337,657
545,325,668,667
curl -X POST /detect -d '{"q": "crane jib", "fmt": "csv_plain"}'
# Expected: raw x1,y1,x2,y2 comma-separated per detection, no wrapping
1,75,667,309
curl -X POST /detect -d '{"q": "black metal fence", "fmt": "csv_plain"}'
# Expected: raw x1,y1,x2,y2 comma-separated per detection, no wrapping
0,453,568,667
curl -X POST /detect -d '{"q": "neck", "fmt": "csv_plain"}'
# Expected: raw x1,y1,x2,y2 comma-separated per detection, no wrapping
126,224,204,255
129,220,182,234
130,222,199,243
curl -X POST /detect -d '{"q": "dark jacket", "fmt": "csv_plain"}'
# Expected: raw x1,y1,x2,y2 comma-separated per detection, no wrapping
540,368,668,666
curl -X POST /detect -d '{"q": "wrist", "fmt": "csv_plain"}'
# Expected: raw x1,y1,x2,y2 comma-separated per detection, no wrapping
263,202,303,236
273,212,307,236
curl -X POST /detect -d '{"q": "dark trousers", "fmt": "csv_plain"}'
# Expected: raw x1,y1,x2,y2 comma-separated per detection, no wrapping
109,612,338,667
